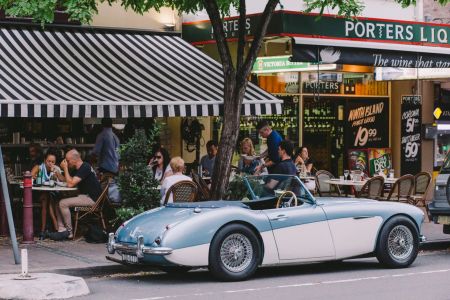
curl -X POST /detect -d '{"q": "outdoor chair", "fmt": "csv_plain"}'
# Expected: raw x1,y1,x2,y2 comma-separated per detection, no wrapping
163,180,198,205
191,170,211,201
356,176,384,199
408,172,432,206
315,170,341,197
378,174,414,203
73,180,110,238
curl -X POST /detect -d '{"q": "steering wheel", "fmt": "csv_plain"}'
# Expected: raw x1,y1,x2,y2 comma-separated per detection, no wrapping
275,191,298,208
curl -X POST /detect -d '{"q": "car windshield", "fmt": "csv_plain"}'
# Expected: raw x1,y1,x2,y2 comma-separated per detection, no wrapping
242,175,314,204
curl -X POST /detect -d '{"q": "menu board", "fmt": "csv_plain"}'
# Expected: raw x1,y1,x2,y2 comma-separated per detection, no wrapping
401,95,422,175
345,99,389,149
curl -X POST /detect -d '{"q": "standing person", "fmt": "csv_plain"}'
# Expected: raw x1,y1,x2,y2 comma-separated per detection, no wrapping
160,157,192,206
31,150,65,239
272,140,297,175
255,120,282,174
238,138,263,175
294,146,314,174
48,149,102,240
148,147,172,183
92,118,120,187
200,140,218,176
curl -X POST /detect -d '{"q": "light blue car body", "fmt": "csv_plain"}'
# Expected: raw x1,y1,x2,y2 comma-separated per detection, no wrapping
109,175,425,267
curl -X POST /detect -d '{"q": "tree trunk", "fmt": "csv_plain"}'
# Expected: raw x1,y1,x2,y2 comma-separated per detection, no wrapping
210,75,247,200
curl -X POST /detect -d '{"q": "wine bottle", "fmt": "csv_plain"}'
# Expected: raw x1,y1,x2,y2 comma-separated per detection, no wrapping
36,168,42,186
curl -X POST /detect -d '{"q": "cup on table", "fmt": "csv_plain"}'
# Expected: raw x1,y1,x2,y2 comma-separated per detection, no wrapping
339,176,345,181
49,180,55,187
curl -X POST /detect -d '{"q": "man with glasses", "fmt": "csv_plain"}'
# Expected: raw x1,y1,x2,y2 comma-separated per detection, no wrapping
255,120,282,174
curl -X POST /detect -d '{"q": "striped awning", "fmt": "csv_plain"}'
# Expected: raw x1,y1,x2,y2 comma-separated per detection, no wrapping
0,24,282,118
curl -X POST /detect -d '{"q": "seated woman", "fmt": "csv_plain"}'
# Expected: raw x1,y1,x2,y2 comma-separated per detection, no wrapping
294,146,314,174
148,147,172,183
238,138,263,175
160,157,192,206
31,149,65,239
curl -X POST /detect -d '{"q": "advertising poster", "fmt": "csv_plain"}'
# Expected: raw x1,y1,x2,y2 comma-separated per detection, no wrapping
368,148,392,176
345,99,389,149
348,149,369,176
401,95,422,175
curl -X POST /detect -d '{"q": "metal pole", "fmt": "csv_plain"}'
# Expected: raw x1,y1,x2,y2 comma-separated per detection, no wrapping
0,146,20,264
22,171,34,244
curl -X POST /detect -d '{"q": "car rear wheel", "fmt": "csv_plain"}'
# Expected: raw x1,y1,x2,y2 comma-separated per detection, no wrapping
376,216,419,268
209,223,261,281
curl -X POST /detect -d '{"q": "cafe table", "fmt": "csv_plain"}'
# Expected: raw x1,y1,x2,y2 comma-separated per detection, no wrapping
323,179,367,187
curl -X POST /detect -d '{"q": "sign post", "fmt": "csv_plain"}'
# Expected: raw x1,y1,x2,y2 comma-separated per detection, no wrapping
401,95,422,175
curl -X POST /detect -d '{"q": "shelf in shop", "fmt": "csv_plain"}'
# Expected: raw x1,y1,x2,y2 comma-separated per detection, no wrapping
302,93,390,98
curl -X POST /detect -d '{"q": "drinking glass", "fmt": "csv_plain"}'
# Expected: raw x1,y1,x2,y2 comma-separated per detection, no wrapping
389,169,394,179
343,170,349,180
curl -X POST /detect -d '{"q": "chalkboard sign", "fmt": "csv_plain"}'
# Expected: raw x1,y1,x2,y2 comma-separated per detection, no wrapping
401,95,422,175
345,99,389,149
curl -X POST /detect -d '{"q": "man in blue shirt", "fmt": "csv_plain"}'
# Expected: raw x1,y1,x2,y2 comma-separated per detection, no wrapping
200,140,218,176
92,118,120,186
255,120,282,174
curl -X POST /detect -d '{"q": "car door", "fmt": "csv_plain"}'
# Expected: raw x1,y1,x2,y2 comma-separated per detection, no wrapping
264,203,335,261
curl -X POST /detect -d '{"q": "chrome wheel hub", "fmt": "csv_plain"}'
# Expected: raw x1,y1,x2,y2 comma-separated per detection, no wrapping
220,233,253,273
388,225,414,261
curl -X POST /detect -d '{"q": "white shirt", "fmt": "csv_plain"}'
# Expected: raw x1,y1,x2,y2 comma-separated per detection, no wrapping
160,174,192,206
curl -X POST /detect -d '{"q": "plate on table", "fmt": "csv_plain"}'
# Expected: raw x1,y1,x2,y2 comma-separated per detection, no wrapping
56,182,67,187
330,179,341,181
42,181,50,186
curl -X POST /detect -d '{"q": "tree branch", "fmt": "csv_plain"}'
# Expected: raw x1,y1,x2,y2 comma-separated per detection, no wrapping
236,0,246,73
203,0,233,73
238,0,279,82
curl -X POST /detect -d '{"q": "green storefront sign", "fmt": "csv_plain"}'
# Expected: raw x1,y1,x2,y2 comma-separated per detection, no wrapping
252,56,310,73
183,11,450,47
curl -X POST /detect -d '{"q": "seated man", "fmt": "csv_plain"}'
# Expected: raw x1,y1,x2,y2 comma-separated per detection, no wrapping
49,149,102,240
266,140,297,190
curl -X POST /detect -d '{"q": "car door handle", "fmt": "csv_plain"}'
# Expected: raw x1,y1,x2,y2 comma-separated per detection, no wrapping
271,215,288,221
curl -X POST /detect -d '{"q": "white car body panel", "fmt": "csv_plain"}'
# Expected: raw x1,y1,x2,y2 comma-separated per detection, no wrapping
165,243,210,266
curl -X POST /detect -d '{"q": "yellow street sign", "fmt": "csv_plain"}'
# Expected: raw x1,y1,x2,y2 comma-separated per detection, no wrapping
434,107,442,119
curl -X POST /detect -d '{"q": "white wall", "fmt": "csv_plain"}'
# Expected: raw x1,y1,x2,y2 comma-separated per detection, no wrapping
183,0,416,23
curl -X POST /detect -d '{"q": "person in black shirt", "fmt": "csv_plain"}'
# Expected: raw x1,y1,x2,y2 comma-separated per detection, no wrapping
266,141,297,190
50,149,102,240
272,140,297,175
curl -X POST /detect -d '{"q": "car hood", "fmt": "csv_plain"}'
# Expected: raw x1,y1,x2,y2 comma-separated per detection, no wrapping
116,201,248,245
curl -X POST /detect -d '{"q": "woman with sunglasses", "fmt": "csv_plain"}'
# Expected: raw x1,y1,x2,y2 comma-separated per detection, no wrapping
148,147,172,183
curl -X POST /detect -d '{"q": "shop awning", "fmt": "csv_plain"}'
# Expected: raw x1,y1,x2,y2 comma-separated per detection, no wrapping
0,25,282,118
292,37,450,68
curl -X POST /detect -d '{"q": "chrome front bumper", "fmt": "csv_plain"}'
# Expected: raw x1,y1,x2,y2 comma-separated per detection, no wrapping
107,233,173,258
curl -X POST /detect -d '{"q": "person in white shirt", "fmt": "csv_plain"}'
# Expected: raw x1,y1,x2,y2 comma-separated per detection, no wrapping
160,157,192,206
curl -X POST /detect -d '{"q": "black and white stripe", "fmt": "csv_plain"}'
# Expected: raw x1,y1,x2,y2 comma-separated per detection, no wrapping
0,26,282,118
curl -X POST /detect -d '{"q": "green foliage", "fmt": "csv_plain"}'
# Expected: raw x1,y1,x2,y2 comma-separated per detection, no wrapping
113,125,161,226
225,175,249,200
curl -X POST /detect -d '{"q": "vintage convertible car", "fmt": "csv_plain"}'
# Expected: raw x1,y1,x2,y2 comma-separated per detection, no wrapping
107,174,426,281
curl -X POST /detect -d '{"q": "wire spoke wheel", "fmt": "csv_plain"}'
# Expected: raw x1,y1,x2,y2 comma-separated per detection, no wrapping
219,233,253,273
387,225,414,262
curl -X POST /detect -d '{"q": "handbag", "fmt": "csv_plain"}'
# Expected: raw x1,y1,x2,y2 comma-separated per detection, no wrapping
108,178,122,205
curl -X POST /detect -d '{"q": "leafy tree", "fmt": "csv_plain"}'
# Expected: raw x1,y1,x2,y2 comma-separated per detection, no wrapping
1,0,447,200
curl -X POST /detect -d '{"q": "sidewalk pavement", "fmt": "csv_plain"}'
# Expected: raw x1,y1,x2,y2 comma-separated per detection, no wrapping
1,220,449,277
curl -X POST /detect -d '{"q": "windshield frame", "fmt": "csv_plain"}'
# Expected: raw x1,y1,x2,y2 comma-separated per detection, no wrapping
243,174,316,205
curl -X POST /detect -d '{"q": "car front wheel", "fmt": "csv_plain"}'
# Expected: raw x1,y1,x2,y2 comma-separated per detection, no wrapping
209,223,261,281
376,216,419,268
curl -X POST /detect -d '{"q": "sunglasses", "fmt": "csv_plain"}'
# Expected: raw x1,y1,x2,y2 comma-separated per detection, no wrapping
154,156,162,159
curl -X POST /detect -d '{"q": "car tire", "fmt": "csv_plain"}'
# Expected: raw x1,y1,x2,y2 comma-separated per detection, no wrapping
376,216,419,268
209,223,261,281
159,266,192,274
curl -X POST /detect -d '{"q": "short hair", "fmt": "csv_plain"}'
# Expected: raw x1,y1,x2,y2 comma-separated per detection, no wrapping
102,118,113,127
170,156,185,173
44,149,58,159
240,138,255,156
279,140,294,157
206,140,218,148
66,149,81,160
256,120,270,131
